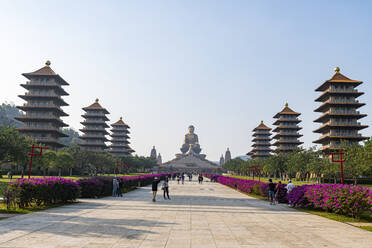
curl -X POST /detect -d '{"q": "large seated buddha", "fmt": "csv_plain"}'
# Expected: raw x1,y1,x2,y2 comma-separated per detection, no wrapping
180,125,202,154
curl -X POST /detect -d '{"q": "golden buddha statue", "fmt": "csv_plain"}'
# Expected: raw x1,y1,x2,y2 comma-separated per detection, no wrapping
180,125,202,154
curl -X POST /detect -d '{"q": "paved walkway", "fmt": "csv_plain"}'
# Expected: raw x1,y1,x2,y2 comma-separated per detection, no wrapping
0,180,371,248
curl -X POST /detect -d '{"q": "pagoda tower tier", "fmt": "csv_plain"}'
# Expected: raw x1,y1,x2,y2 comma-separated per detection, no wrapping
79,99,110,151
247,121,272,159
15,61,69,150
313,67,368,152
272,103,303,153
109,117,135,157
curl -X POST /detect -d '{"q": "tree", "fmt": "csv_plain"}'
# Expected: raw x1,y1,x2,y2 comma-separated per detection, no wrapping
55,151,74,176
60,128,81,147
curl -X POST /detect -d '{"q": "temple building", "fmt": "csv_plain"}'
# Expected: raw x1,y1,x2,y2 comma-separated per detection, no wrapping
248,121,272,159
313,67,368,151
109,117,135,156
272,103,303,153
157,153,162,165
16,61,69,150
161,125,218,173
219,154,225,166
79,99,110,151
225,148,231,162
150,146,157,160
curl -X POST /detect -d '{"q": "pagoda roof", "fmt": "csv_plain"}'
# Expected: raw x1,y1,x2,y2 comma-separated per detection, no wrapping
111,117,130,128
22,61,69,86
82,99,110,114
273,103,300,118
253,121,271,131
315,68,362,92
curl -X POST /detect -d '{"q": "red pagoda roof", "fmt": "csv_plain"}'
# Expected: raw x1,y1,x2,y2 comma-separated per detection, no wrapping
22,61,69,86
253,121,271,131
273,103,300,118
82,99,110,114
315,67,362,92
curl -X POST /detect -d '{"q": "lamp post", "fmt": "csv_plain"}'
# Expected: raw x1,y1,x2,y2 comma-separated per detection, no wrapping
28,144,49,179
325,150,345,185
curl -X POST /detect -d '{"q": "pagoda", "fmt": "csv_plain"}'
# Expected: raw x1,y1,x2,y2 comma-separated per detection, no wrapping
313,67,368,151
248,121,272,159
225,148,231,163
272,103,303,153
16,61,69,150
79,99,110,151
109,117,135,157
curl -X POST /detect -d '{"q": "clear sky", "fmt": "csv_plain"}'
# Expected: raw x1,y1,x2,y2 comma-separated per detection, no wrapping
1,1,371,162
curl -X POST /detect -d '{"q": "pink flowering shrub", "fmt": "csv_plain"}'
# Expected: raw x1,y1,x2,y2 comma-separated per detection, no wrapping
215,175,288,203
304,184,372,217
77,173,172,198
5,177,80,208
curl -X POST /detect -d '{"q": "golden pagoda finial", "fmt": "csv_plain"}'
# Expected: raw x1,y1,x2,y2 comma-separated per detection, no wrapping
95,98,99,103
260,120,263,124
45,60,51,67
334,67,340,73
285,102,288,107
120,116,123,120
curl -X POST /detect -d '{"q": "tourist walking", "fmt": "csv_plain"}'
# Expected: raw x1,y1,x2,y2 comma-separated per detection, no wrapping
275,181,282,204
177,174,181,184
286,180,295,206
268,179,275,205
198,174,203,184
112,178,118,197
117,179,123,197
162,177,170,200
152,177,160,202
181,173,185,184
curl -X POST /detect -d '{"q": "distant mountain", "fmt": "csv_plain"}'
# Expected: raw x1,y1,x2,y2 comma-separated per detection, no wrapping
234,155,250,161
0,102,22,127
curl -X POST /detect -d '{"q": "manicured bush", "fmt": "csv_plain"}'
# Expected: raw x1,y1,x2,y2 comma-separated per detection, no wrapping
5,177,80,209
213,175,288,203
77,173,171,198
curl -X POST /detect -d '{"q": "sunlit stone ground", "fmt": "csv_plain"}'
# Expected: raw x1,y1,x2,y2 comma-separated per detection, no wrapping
0,179,371,248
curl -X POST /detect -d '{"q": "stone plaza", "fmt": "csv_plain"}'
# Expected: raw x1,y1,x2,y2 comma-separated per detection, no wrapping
0,179,371,248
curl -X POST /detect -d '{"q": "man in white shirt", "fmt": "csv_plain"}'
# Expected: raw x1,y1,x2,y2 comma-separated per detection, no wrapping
286,180,295,207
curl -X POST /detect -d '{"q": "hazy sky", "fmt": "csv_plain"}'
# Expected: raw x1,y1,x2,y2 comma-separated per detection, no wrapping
1,1,371,161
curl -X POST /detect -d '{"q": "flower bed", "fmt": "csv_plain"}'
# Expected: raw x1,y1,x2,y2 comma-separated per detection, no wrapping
4,173,172,208
203,174,288,203
205,174,372,218
288,184,372,218
5,177,80,209
77,173,171,198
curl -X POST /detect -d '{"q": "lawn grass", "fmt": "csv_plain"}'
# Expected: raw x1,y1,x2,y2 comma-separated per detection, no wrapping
0,202,77,214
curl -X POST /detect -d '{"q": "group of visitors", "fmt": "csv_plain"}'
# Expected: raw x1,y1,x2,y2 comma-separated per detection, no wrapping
112,178,123,197
268,178,295,205
152,176,170,202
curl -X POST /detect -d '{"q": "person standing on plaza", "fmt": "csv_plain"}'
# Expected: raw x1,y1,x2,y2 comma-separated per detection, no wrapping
162,177,170,200
112,178,118,197
268,179,275,205
198,174,203,184
286,180,295,206
152,177,160,202
177,174,181,184
117,179,123,197
275,181,282,204
181,173,185,184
